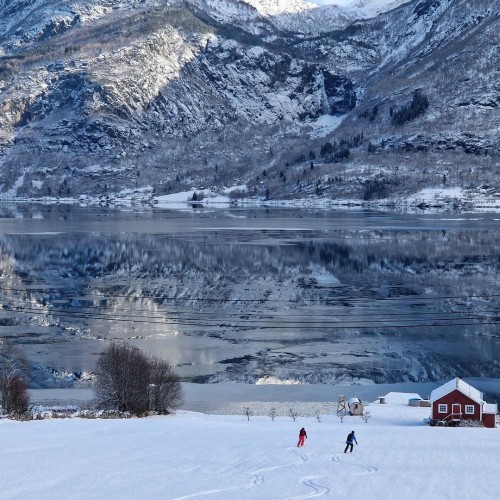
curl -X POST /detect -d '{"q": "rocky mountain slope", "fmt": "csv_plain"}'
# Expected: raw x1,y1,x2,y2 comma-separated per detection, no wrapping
0,0,499,205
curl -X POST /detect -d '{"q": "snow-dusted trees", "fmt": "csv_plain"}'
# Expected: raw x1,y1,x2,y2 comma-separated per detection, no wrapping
287,407,299,422
94,342,183,416
268,406,277,421
0,340,30,415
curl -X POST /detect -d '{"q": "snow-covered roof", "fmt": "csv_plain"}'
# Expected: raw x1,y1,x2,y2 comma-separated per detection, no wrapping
382,392,423,405
430,378,483,405
483,403,498,414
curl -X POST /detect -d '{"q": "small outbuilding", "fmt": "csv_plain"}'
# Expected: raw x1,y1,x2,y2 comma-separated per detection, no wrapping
348,396,364,416
430,378,498,428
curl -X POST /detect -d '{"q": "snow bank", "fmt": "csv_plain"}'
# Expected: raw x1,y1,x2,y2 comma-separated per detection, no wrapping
155,190,231,208
382,392,423,405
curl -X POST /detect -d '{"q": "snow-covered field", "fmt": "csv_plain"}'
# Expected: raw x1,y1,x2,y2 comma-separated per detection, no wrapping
1,392,499,500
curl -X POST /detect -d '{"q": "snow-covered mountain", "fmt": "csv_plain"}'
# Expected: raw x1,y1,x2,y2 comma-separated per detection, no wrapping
346,0,409,17
0,0,498,204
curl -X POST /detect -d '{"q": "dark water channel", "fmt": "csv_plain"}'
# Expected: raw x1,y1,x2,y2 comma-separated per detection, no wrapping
1,204,500,392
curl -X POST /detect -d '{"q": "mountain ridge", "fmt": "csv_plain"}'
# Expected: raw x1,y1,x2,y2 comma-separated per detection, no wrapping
0,0,498,206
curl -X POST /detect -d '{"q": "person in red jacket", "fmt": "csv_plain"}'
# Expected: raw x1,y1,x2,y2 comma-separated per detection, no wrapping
297,427,307,447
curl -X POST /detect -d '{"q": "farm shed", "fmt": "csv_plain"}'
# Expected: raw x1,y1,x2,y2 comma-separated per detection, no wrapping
348,396,364,416
430,378,498,428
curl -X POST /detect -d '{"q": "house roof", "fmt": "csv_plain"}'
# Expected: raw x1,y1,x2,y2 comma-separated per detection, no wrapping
483,403,498,414
381,392,423,405
430,378,483,405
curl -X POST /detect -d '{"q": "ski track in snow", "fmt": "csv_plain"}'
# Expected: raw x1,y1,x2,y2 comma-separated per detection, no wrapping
287,475,331,499
286,453,379,499
330,453,379,475
170,447,308,499
171,448,378,499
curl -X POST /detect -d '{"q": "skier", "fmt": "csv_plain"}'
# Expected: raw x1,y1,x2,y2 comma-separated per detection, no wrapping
297,427,307,447
344,430,357,453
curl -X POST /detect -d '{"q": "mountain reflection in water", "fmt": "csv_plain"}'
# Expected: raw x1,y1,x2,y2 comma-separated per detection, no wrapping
0,204,499,388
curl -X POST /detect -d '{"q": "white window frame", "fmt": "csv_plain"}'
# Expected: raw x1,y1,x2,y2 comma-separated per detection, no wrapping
438,404,448,414
465,405,475,415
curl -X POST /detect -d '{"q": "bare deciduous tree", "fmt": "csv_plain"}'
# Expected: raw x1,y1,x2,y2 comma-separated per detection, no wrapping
94,343,152,415
0,340,30,415
149,358,184,414
361,411,371,423
94,342,183,416
268,406,277,421
244,406,253,421
4,374,30,415
287,407,299,422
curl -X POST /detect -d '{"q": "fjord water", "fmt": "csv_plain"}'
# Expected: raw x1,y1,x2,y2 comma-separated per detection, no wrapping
1,204,499,393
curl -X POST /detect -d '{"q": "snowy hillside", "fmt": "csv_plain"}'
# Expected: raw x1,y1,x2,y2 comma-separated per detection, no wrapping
345,0,409,17
0,0,499,206
1,393,499,499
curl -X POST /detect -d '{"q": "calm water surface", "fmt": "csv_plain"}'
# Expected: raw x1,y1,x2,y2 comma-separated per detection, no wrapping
0,204,499,391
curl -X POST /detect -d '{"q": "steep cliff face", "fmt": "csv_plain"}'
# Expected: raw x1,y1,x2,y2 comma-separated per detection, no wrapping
336,0,500,150
0,0,498,202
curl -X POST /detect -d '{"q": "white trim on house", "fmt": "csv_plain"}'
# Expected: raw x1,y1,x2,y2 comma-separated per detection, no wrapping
465,405,475,415
438,404,447,414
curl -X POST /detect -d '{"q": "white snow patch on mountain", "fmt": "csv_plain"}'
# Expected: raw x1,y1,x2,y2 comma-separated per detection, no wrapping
309,114,345,138
312,0,408,17
408,187,464,201
223,184,248,194
244,0,318,16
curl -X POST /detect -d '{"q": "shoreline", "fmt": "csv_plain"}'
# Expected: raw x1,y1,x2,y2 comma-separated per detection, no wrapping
2,187,500,213
28,378,500,413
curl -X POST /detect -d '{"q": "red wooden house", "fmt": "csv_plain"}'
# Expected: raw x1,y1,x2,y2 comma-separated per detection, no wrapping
430,378,498,428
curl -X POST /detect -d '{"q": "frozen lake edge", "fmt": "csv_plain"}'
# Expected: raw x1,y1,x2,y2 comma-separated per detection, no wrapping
28,378,500,413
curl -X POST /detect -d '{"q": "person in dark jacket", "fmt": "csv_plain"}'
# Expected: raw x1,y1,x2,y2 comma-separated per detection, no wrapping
344,430,357,453
297,427,307,447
